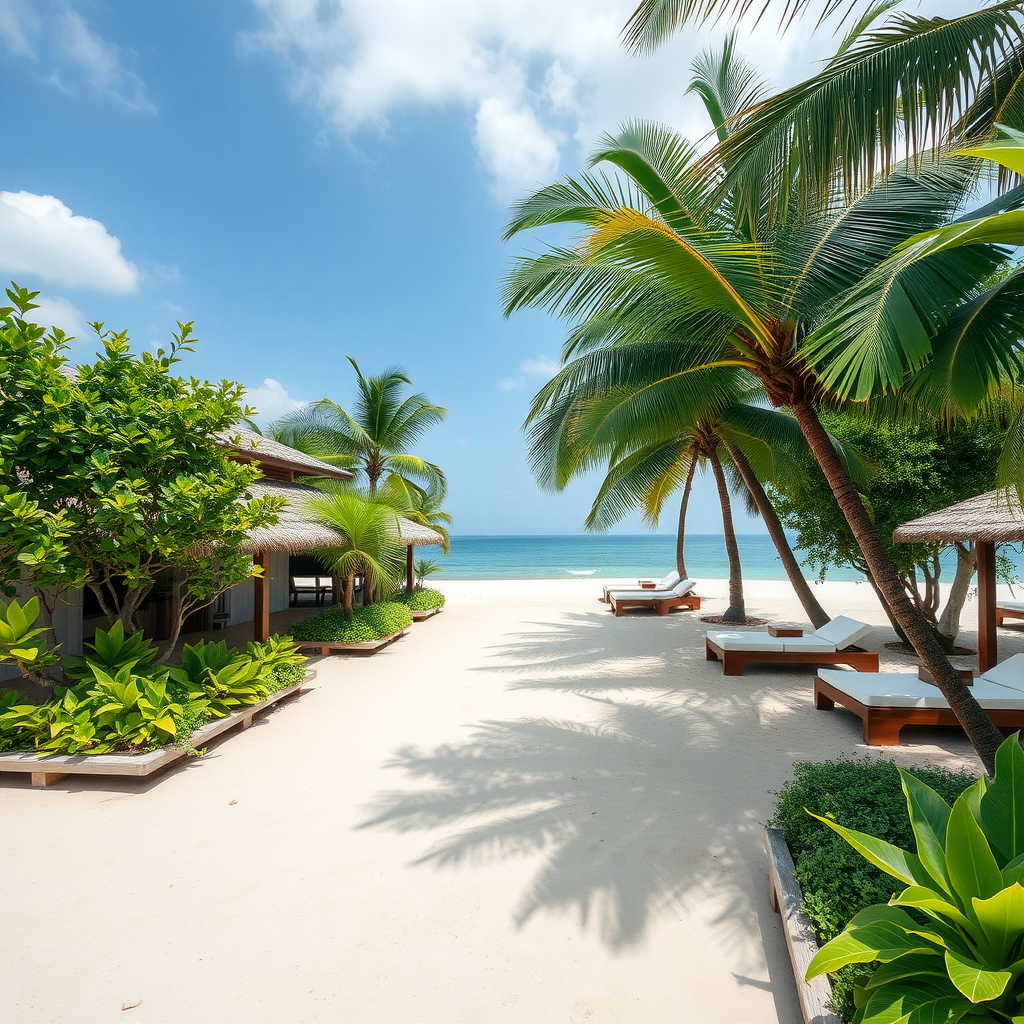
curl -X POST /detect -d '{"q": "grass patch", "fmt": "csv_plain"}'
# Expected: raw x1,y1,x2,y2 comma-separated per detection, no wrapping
288,602,412,644
395,588,446,612
768,756,978,1020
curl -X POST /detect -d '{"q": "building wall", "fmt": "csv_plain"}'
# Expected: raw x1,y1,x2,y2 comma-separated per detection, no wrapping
0,585,83,683
224,550,290,626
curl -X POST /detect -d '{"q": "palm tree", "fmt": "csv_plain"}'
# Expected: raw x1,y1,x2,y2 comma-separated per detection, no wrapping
303,489,405,617
275,357,448,497
623,0,1024,220
502,111,1020,770
376,477,453,553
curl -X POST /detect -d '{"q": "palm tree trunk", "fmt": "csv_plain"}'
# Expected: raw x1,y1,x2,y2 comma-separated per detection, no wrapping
676,459,696,578
791,399,1004,774
343,574,354,619
727,445,830,630
708,446,745,623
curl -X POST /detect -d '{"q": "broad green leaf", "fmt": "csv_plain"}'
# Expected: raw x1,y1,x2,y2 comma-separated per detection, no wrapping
901,769,954,895
890,888,972,930
959,777,988,829
806,906,938,979
971,884,1024,963
946,799,1004,908
5,599,28,636
865,953,946,990
152,716,176,736
943,949,1011,1002
980,736,1024,864
808,810,934,888
1003,852,1024,888
957,126,1024,175
856,972,972,1024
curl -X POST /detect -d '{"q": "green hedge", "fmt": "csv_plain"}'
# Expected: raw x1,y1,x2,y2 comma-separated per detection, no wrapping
396,588,446,612
768,756,977,1020
288,602,412,643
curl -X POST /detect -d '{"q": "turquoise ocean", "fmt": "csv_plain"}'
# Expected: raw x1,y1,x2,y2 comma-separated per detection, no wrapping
435,534,1024,582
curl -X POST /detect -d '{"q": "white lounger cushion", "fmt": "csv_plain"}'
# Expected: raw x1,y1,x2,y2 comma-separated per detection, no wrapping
812,615,872,650
781,636,840,653
608,579,695,601
818,669,1024,710
656,571,681,589
998,599,1024,612
707,631,786,652
979,652,1024,690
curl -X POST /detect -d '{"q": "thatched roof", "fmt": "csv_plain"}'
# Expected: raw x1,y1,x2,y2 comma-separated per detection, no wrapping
221,427,351,481
244,480,445,552
893,489,1024,544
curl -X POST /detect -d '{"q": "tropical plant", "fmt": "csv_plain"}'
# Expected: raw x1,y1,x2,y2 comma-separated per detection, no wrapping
274,357,447,497
396,587,446,612
304,488,406,615
377,477,453,553
501,65,1018,768
413,557,443,584
805,734,1024,1022
0,284,282,662
65,620,159,680
0,596,60,682
288,602,412,643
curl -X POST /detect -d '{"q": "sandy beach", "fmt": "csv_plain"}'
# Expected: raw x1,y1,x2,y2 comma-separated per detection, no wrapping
2,577,1011,1024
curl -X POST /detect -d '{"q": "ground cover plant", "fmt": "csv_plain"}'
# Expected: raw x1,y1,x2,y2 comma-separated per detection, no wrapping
288,601,412,644
0,609,306,756
395,588,446,612
770,756,978,1019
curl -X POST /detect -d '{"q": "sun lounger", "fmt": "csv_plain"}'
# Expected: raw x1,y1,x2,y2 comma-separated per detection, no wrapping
815,653,1024,745
705,615,877,676
607,578,699,616
290,575,331,606
603,570,680,603
996,599,1024,626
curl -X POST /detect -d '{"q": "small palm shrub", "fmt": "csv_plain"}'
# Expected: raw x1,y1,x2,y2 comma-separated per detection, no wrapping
289,602,412,643
395,588,446,612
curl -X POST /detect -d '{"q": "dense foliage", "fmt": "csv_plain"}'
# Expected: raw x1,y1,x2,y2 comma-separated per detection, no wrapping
0,284,282,661
770,757,977,1019
0,622,306,756
806,738,1024,1022
288,602,412,643
396,588,446,612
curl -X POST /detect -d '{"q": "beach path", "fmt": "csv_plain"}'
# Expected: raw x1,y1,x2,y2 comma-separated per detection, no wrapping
1,579,992,1023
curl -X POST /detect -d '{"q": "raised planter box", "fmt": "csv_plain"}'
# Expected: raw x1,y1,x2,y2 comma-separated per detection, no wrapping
410,606,443,622
293,627,408,656
0,670,315,788
764,827,842,1024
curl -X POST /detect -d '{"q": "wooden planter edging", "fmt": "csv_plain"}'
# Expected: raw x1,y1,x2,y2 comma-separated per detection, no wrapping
410,606,443,622
293,627,409,656
0,670,315,788
764,827,842,1024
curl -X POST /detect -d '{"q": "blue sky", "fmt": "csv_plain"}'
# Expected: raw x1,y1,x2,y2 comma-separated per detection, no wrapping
0,0,896,534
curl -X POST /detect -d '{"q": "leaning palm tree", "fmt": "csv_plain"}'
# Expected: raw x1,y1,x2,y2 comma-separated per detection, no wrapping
502,111,1022,770
275,357,448,497
304,489,405,617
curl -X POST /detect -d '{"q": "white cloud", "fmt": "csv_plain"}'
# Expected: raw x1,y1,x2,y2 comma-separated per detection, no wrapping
520,356,560,377
243,0,835,198
0,191,139,292
245,378,306,423
0,1,154,112
497,377,523,392
29,295,90,339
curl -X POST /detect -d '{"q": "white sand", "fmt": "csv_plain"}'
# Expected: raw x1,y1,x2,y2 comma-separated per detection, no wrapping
2,578,1010,1024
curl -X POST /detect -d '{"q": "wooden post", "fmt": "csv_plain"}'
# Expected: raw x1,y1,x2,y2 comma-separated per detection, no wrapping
406,544,414,596
977,540,997,673
254,549,270,642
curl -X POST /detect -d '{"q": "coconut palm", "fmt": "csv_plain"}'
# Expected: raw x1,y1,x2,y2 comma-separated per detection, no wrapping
275,357,448,497
623,0,1024,220
502,103,1024,769
376,477,453,554
304,489,405,617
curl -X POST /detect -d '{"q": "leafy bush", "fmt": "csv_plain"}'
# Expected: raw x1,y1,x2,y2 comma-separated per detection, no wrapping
395,587,446,612
289,602,412,643
769,756,977,1019
0,596,60,678
0,629,307,756
806,737,1024,1023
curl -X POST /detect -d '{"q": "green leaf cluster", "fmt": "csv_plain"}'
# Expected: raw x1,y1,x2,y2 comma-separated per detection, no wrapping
394,588,446,612
805,736,1024,1022
0,596,61,677
770,757,977,1018
288,602,412,643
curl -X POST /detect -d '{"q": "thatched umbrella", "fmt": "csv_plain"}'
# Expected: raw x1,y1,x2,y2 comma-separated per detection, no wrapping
894,489,1024,670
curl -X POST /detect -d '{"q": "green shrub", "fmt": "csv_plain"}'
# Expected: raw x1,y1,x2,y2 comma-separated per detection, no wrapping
769,756,977,1019
395,588,446,612
289,602,412,643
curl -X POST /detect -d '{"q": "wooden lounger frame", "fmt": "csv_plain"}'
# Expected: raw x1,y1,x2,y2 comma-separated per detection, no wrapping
996,606,1024,627
705,638,878,676
814,675,1024,746
609,593,700,617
